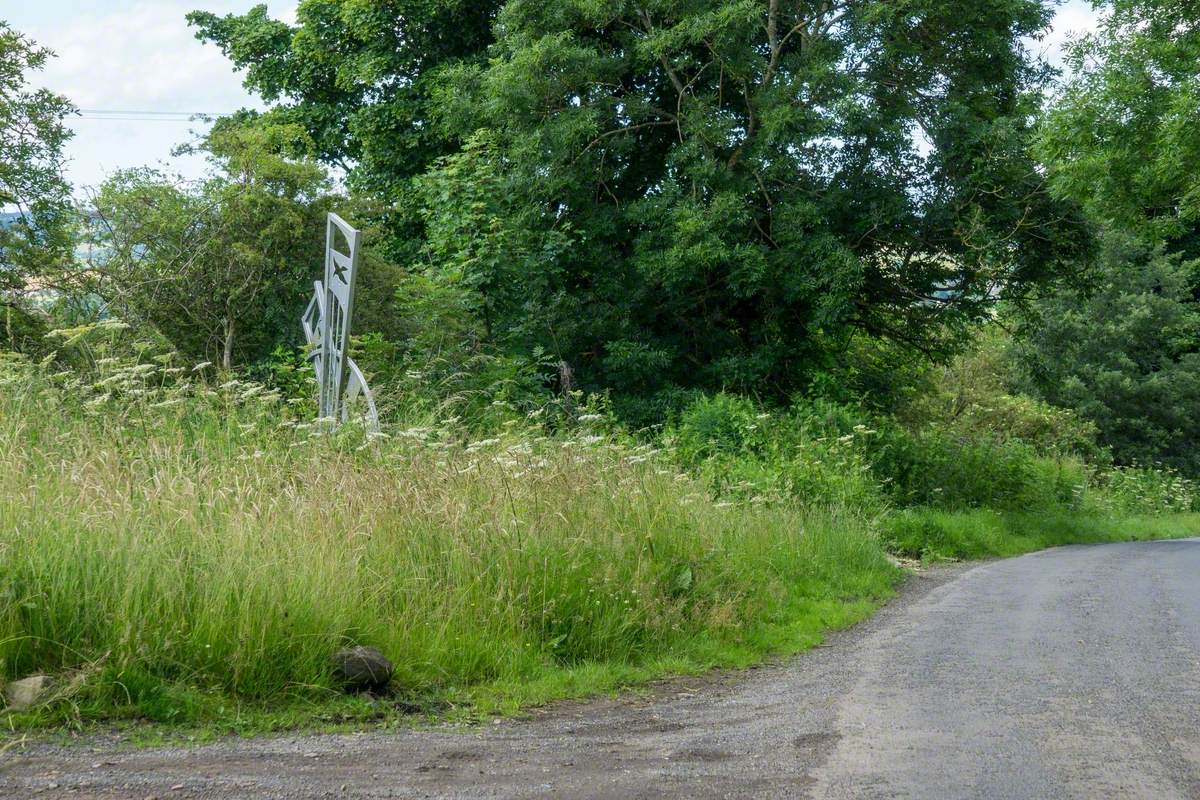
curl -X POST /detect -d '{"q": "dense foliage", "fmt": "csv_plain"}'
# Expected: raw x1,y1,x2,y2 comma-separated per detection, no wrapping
1,343,1194,727
191,1,1088,416
92,122,332,368
1038,0,1200,256
1016,235,1200,474
1028,0,1200,472
0,21,75,299
187,1,501,265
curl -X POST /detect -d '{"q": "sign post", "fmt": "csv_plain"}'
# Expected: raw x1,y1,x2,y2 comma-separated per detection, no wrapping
301,213,379,430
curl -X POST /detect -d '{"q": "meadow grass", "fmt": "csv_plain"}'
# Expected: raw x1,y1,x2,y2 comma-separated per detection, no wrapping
0,372,898,730
881,508,1200,561
1,361,1195,733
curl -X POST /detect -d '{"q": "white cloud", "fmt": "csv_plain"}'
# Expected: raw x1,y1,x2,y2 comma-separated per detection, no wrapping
39,3,250,112
1038,0,1103,73
8,0,298,191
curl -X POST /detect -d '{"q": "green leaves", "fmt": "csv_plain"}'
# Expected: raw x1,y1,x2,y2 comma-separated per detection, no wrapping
1039,0,1200,250
92,120,334,368
1029,1,1200,475
1016,234,1200,475
416,0,1082,401
668,563,693,598
0,23,75,289
193,0,1087,414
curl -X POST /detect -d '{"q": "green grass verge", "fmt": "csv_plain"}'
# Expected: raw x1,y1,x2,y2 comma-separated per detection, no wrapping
1,375,1195,737
0,382,900,735
881,508,1200,561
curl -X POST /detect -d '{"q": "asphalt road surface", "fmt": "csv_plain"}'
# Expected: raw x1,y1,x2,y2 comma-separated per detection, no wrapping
4,538,1200,799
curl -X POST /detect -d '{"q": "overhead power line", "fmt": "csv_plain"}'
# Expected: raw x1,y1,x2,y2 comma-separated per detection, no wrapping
74,109,238,123
78,109,231,116
75,117,206,122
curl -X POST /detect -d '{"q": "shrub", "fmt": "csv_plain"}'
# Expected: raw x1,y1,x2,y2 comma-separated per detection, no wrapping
1090,464,1198,515
870,428,1088,511
668,394,887,513
899,326,1106,462
672,393,766,466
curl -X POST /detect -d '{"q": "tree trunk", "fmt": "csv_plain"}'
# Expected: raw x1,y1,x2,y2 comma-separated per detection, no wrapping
222,316,235,371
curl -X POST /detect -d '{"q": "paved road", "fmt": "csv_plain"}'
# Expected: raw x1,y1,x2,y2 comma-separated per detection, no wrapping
4,539,1200,799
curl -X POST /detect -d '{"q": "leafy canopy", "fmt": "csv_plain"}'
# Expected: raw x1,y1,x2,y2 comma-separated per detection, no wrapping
422,0,1085,406
93,121,333,368
187,1,502,264
192,1,1088,416
1016,234,1200,475
1038,0,1200,254
1031,0,1200,474
0,21,75,292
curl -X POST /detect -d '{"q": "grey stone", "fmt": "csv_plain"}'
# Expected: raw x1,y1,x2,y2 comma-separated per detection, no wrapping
331,646,393,692
4,674,52,709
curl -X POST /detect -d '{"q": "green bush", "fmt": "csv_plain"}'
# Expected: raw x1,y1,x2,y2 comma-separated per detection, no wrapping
1090,464,1198,515
870,429,1088,511
668,391,1097,515
672,393,767,465
669,394,886,513
900,327,1106,462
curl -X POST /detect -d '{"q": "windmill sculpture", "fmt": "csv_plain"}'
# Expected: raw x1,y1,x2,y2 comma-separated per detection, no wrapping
301,213,379,430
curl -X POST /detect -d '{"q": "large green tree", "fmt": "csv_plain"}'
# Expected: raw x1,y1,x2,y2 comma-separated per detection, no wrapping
1027,0,1200,473
187,1,502,264
421,0,1085,408
1016,234,1200,474
1037,0,1200,256
193,1,1087,414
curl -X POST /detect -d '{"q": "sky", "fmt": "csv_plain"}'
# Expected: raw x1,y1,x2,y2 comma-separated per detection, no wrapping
5,0,298,193
5,0,1101,195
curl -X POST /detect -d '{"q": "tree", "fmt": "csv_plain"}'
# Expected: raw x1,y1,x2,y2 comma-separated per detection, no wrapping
94,122,332,369
1015,234,1200,474
0,21,75,297
192,1,1088,416
417,0,1086,411
1037,0,1200,256
1029,0,1200,474
187,1,502,264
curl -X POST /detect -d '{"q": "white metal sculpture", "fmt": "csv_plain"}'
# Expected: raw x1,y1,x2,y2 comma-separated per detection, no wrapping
301,213,379,430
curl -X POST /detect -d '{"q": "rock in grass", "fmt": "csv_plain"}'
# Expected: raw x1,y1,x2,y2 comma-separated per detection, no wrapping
4,674,52,709
331,646,393,692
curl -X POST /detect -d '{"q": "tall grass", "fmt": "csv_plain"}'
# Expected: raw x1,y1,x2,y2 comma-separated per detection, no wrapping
0,362,897,725
880,508,1200,561
2,353,1195,729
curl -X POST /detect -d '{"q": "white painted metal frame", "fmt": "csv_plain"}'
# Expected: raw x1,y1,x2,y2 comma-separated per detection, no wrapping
301,213,379,430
